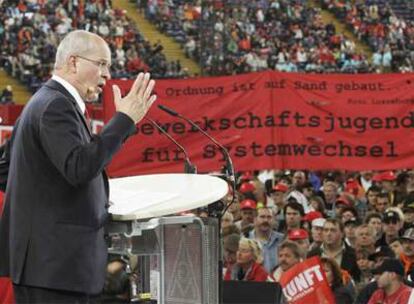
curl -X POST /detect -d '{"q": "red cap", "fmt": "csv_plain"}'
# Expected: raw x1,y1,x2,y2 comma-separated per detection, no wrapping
336,195,352,207
345,178,359,196
373,171,396,182
240,199,257,210
240,171,254,181
272,183,289,193
302,211,323,223
239,182,256,193
288,229,309,240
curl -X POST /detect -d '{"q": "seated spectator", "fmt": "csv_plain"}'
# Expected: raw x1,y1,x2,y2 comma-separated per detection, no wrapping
267,240,303,283
287,228,310,257
321,257,355,304
223,233,240,276
224,238,268,282
0,85,14,104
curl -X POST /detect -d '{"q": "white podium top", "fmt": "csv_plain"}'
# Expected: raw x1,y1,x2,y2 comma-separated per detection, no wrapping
108,173,229,220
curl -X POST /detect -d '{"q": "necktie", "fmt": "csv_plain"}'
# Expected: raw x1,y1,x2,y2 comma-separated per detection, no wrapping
84,108,92,132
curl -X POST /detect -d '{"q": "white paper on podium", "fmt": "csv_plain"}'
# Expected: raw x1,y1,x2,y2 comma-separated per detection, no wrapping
109,188,179,215
108,174,229,220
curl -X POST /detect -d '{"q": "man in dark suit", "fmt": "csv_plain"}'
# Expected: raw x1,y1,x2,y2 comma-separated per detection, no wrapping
307,218,361,282
0,30,157,303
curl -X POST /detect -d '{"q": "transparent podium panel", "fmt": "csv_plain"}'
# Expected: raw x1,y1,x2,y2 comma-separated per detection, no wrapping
107,215,219,304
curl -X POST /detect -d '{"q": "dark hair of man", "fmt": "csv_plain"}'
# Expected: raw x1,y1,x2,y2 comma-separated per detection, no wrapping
364,212,382,224
340,206,358,218
279,240,302,260
377,192,390,201
366,185,382,195
325,218,345,233
283,201,305,217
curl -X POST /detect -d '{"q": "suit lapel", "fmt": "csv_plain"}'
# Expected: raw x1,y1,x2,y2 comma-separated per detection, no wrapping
44,79,92,137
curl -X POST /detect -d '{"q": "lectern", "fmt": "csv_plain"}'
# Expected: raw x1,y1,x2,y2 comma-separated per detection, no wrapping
107,174,228,304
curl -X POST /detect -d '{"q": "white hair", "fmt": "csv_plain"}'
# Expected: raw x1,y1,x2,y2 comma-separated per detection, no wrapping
54,30,109,69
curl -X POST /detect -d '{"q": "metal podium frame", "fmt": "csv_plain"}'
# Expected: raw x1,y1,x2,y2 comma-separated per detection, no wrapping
107,215,219,304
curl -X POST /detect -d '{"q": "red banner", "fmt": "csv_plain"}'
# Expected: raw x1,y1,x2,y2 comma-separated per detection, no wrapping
279,256,335,304
103,71,414,177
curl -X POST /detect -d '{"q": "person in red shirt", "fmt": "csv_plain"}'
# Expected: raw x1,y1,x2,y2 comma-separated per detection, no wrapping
368,258,412,304
224,238,268,282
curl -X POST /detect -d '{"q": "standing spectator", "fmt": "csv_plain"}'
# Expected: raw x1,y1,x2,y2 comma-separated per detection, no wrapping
389,237,404,258
375,192,391,214
221,212,235,233
278,201,304,234
308,218,361,282
323,181,339,217
310,218,326,251
234,199,256,234
269,183,288,230
368,259,412,304
365,185,382,212
399,228,414,279
343,218,359,248
365,212,383,243
247,207,284,273
377,210,403,247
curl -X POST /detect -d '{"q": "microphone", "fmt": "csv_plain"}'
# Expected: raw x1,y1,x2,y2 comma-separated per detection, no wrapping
144,117,197,174
157,104,235,185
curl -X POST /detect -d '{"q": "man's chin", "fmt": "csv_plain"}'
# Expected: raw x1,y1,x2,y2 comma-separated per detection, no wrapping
85,87,101,102
85,92,100,103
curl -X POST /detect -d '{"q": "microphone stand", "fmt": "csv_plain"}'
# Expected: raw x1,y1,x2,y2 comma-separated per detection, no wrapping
145,117,197,174
158,105,237,304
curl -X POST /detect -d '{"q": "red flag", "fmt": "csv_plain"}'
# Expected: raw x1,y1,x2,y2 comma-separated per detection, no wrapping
279,256,335,304
0,277,15,304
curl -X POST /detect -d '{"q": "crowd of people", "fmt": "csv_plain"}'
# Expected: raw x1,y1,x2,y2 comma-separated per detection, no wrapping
218,169,414,303
142,0,375,76
0,0,188,95
321,0,414,73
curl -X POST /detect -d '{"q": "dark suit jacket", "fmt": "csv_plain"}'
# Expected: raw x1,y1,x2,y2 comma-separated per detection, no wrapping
0,79,135,294
307,242,361,282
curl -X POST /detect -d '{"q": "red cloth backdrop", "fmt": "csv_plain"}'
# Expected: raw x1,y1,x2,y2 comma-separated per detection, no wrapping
0,191,14,304
103,71,414,177
279,256,335,304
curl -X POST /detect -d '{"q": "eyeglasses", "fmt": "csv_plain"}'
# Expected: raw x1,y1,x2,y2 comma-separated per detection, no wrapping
76,55,111,71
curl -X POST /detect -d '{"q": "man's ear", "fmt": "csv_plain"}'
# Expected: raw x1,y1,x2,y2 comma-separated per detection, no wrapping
68,56,77,73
